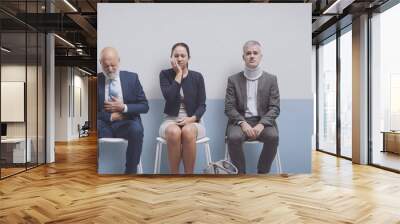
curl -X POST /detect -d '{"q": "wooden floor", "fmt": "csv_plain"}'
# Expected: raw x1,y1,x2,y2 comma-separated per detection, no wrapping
1,136,400,223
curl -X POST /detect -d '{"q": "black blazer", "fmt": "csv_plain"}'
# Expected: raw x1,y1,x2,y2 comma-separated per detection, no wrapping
159,68,206,121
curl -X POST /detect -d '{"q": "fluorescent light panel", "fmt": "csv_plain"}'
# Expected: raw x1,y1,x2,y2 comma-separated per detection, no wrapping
323,0,342,14
54,34,75,48
1,47,11,53
323,0,354,15
63,0,78,12
78,67,93,76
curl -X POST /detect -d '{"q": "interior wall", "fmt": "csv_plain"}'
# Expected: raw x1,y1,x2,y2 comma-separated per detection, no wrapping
88,76,97,132
98,3,313,174
1,64,39,139
54,66,89,141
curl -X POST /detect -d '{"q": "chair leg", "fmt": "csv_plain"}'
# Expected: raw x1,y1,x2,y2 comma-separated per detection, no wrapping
157,142,163,174
137,159,143,174
276,151,282,174
204,142,212,165
154,142,161,174
224,141,230,161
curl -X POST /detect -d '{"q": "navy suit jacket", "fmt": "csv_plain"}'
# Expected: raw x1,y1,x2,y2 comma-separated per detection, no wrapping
97,71,149,123
159,68,206,121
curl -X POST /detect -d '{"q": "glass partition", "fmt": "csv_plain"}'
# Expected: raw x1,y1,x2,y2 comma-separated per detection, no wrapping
371,3,400,171
317,36,337,155
339,28,352,158
0,1,46,179
1,30,28,177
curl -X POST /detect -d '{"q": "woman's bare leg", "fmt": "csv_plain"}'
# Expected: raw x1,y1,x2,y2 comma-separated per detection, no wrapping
165,124,182,174
181,123,197,174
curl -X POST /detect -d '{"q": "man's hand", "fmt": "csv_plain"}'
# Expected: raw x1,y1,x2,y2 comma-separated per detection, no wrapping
104,96,125,113
240,122,256,139
111,112,124,121
253,124,265,137
176,116,196,126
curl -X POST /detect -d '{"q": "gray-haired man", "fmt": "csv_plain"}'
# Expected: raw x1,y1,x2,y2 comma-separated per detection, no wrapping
224,40,280,174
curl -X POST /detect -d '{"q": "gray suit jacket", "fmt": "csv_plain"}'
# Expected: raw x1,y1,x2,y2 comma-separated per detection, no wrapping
224,71,280,128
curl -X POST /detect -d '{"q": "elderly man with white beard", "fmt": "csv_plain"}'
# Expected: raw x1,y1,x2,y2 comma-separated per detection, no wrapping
97,47,149,174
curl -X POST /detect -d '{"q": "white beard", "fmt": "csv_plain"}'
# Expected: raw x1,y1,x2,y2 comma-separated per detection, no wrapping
105,71,118,80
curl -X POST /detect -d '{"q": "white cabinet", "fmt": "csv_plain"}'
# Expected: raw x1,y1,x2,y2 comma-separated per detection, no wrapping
1,138,31,163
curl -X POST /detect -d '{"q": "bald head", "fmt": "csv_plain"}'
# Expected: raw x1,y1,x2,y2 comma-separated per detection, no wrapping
100,47,120,78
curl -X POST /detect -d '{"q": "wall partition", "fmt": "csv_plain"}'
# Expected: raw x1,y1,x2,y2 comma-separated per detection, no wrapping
316,25,352,159
98,3,313,174
317,35,337,155
0,1,46,179
339,26,352,159
370,2,400,172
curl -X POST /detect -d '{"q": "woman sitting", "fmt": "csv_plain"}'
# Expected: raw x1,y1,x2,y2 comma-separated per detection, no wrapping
159,42,207,174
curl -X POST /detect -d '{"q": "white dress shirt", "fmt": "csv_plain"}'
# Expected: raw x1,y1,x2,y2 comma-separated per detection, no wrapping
245,79,258,117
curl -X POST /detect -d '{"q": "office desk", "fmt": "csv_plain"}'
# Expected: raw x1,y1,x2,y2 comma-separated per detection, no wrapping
1,138,31,163
382,131,400,154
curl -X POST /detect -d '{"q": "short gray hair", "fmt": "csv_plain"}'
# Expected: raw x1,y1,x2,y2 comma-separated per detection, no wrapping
243,40,262,52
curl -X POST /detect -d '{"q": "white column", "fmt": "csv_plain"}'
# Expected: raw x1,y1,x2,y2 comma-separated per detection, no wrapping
352,14,369,164
46,32,55,163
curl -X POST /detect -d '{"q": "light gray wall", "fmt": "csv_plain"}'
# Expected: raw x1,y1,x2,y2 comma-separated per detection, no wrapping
55,67,89,141
98,3,313,174
98,3,312,100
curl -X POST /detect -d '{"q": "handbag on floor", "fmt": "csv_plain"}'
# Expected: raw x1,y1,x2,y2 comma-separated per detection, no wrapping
203,160,238,174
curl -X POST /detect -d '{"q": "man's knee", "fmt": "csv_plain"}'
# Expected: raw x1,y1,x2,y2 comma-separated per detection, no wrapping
227,128,245,144
126,121,144,138
259,127,279,144
98,120,113,138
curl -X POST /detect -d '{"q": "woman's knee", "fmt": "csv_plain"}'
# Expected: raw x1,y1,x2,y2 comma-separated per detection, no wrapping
181,124,197,141
165,125,181,141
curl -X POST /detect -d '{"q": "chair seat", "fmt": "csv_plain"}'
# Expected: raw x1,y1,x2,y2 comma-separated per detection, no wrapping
156,136,210,144
98,138,143,174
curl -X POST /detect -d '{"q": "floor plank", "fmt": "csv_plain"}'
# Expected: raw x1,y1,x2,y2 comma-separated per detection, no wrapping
0,135,399,223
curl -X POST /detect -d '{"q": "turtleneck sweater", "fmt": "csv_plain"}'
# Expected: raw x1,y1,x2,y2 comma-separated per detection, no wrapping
243,65,263,118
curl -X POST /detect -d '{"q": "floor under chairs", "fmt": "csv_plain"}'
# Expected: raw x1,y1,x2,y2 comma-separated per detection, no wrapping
0,135,400,223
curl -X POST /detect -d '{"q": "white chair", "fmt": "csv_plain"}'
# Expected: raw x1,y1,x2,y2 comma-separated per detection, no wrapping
224,139,282,174
137,159,143,174
153,136,212,174
98,138,143,174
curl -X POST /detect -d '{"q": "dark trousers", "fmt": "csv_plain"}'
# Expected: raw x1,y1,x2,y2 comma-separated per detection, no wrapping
98,119,143,174
227,117,278,174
